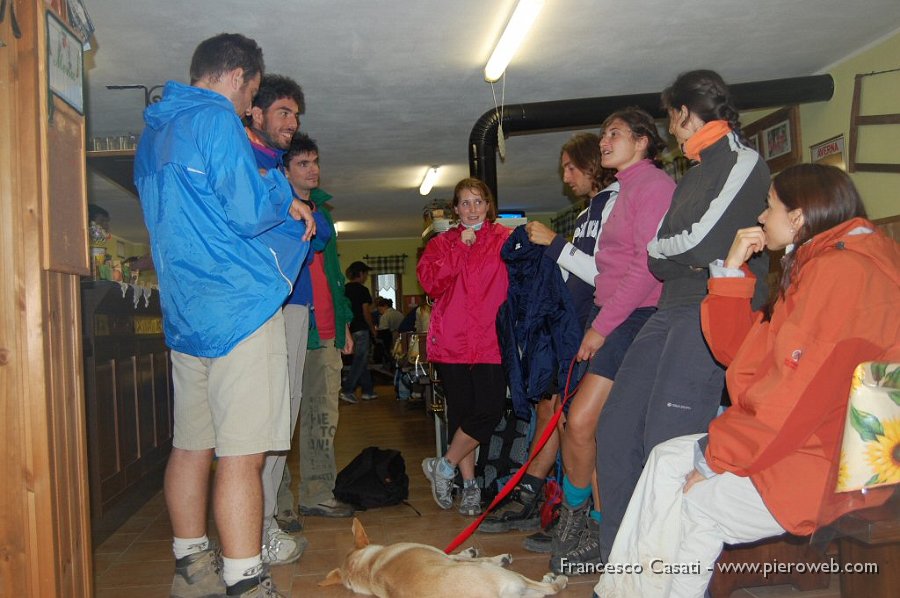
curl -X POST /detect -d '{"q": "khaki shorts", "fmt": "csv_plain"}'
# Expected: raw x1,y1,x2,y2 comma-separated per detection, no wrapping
171,311,291,457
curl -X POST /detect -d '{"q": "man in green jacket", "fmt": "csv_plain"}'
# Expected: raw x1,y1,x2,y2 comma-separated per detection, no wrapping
283,133,356,518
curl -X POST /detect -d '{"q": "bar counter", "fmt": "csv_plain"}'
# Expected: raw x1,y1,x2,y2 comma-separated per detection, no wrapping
81,280,173,544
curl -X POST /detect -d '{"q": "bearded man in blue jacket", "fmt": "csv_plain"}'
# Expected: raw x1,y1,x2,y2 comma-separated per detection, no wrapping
134,33,312,598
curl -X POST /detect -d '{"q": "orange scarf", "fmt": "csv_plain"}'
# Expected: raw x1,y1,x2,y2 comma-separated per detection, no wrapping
682,120,731,162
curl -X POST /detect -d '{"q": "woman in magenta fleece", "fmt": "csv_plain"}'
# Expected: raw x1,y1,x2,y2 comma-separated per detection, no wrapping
417,178,512,517
550,107,675,573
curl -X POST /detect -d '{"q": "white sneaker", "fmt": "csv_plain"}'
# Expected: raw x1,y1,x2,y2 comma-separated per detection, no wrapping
261,528,307,566
422,458,454,509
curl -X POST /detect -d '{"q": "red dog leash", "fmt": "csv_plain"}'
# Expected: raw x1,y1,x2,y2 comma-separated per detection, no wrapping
444,359,582,553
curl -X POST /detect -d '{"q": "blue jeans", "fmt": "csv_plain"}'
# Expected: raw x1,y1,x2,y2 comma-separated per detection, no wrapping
342,329,374,394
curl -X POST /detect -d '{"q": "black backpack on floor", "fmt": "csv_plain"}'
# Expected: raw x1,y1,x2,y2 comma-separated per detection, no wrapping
333,446,410,509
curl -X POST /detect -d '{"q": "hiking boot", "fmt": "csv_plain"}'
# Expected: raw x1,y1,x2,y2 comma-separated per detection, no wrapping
550,502,590,564
274,509,302,534
226,573,285,597
298,498,355,518
339,391,358,404
170,546,224,598
524,529,552,553
458,485,482,516
261,528,307,566
422,457,454,509
479,484,541,533
524,513,558,553
550,518,603,575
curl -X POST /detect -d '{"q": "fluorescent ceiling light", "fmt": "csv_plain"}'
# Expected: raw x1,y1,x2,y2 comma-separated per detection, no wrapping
419,166,440,196
484,0,544,82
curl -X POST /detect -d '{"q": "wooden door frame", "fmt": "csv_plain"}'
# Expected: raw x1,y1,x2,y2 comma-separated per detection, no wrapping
1,1,93,595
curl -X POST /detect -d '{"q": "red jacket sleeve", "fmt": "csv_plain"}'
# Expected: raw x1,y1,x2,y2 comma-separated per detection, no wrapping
704,254,899,477
701,272,759,366
416,229,468,299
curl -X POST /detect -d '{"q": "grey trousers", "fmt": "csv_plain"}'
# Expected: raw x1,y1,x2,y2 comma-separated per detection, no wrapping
595,304,725,561
262,304,308,534
298,339,343,508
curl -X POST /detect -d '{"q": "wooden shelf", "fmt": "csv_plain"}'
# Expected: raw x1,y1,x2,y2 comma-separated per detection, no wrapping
87,149,137,195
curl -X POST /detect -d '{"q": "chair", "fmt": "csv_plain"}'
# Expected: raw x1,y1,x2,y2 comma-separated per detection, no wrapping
710,361,900,597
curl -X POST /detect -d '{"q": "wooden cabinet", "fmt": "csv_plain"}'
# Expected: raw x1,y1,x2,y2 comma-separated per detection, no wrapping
81,281,173,543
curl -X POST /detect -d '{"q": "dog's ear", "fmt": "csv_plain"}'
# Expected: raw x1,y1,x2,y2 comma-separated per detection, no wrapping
319,568,343,587
351,517,370,549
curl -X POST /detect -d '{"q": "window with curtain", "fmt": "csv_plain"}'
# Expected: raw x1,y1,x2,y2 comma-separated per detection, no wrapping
363,254,407,310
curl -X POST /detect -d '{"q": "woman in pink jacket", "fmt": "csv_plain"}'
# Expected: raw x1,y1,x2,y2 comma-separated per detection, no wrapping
418,177,511,516
551,107,675,572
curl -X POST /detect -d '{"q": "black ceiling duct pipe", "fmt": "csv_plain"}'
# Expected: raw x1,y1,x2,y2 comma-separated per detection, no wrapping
469,74,834,200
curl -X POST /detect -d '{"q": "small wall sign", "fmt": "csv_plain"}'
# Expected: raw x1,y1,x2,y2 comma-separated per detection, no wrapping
810,135,846,169
47,13,84,114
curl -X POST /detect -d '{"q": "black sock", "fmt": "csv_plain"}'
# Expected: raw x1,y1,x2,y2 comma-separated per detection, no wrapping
519,473,545,496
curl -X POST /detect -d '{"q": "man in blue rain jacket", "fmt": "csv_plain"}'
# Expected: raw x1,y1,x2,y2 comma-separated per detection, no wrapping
133,33,311,597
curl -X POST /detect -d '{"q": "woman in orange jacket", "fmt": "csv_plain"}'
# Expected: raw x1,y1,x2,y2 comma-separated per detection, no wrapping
594,163,899,598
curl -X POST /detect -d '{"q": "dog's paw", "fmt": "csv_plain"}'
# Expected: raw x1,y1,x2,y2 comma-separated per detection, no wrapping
542,572,568,588
459,546,480,558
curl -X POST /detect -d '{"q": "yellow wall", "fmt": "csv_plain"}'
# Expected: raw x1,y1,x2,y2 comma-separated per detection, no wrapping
745,30,900,218
800,30,900,218
336,236,427,297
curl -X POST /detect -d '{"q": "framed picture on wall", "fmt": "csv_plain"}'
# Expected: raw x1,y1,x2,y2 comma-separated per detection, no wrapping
67,0,96,49
46,12,84,114
744,106,801,174
763,121,792,160
745,134,760,153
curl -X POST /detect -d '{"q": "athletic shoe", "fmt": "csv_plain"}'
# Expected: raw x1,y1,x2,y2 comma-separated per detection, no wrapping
479,484,541,533
298,497,355,518
360,392,379,400
170,546,224,598
261,528,306,566
458,485,482,516
274,509,302,533
339,391,358,404
421,457,454,509
225,573,285,597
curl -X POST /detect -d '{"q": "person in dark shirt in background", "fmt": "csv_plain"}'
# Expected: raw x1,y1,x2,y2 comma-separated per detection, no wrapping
341,261,378,403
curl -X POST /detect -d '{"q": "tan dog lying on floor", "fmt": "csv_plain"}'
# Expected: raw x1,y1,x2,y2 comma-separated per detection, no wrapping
320,518,567,598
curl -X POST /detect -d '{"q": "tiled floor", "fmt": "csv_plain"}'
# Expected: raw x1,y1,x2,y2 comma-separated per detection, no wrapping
92,381,840,597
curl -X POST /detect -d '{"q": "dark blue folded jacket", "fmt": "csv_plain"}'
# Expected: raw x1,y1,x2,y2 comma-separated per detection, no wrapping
498,225,582,419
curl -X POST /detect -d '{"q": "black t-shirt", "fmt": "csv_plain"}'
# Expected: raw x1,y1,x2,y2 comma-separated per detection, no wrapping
345,282,373,333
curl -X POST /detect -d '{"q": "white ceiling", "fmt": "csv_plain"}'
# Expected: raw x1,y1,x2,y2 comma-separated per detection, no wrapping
83,0,900,244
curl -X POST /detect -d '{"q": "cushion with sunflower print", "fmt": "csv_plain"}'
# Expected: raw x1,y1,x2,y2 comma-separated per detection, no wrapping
836,362,900,492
